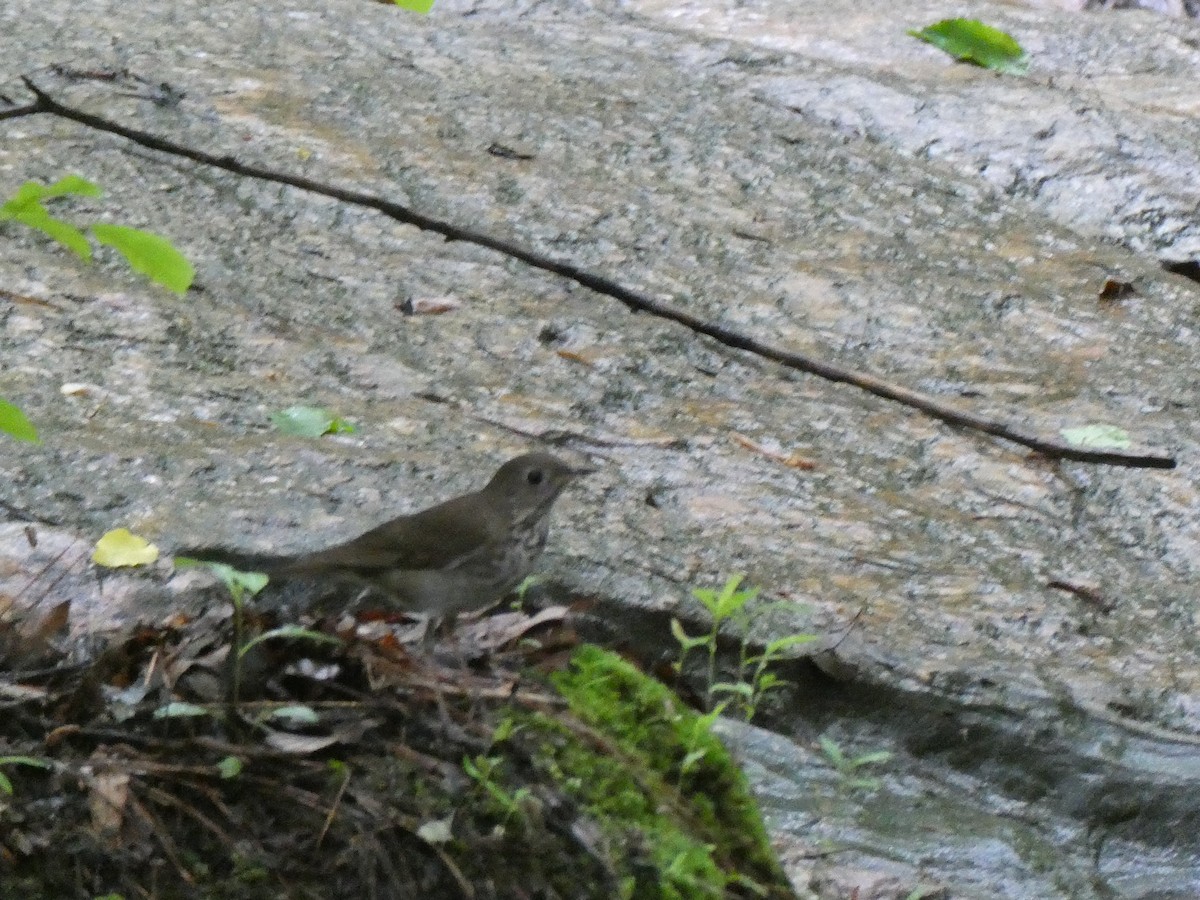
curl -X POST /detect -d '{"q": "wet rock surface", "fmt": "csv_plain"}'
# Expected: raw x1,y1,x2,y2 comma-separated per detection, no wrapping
2,0,1198,896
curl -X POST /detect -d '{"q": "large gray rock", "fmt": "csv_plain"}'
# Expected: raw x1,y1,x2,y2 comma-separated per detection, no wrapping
1,0,1198,896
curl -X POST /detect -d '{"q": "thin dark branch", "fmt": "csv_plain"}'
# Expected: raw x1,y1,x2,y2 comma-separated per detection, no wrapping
14,77,1176,470
0,100,40,121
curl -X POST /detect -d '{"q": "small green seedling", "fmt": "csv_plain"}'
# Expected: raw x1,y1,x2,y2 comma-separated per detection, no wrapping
673,575,816,720
463,754,533,828
818,735,892,791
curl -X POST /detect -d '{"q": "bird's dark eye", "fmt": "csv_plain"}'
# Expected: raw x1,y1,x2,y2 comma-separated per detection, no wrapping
527,469,545,486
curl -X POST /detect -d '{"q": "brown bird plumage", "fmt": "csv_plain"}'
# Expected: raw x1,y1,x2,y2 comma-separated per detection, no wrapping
179,452,589,616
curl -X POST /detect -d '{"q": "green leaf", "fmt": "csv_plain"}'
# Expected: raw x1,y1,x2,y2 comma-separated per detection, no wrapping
92,528,160,568
31,174,103,202
754,673,784,693
8,204,92,259
670,617,708,651
0,175,101,214
0,399,39,442
217,756,243,779
710,681,754,699
492,717,520,743
393,0,435,11
908,18,1028,75
174,558,270,599
849,750,893,769
714,575,757,619
693,705,724,734
679,748,708,774
0,772,10,795
690,587,719,615
513,574,542,602
818,735,845,766
270,405,356,438
0,755,52,770
1,176,101,260
759,633,819,659
153,701,210,719
238,625,340,659
91,223,194,295
1060,424,1131,450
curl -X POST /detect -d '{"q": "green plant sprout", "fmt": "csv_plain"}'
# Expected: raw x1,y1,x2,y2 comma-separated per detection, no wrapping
462,754,534,829
677,704,726,778
0,175,194,294
818,735,892,791
173,559,335,708
672,574,816,720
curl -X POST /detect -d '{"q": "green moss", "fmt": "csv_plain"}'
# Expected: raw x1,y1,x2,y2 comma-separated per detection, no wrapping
537,644,793,900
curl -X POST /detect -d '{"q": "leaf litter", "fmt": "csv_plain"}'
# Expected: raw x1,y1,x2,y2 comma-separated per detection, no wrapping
0,596,637,899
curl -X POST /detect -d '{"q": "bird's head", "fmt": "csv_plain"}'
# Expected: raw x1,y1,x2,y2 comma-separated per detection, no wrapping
484,452,591,520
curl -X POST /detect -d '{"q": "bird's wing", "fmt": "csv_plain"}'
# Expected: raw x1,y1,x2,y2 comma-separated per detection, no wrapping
284,492,501,575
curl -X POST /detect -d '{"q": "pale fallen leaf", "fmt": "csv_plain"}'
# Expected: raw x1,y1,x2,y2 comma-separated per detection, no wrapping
92,528,159,567
1060,424,1131,450
263,718,378,754
417,816,455,845
454,606,570,653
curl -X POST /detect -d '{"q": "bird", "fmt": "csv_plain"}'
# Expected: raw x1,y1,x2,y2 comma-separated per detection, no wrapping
178,452,590,618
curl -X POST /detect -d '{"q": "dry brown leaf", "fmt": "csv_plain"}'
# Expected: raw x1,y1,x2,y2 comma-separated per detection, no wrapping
555,349,597,366
398,296,462,315
454,606,570,653
87,770,131,840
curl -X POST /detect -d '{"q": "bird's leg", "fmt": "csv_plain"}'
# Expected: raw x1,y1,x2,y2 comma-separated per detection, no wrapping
420,615,444,654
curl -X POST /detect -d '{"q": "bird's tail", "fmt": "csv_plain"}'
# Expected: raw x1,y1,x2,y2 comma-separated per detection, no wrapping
173,546,295,576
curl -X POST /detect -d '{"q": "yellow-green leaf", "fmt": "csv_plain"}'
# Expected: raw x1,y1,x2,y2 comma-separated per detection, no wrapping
174,558,269,604
0,399,39,442
91,223,194,295
1,198,92,259
93,528,160,568
393,0,435,11
909,18,1028,75
0,175,101,216
1,177,102,260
